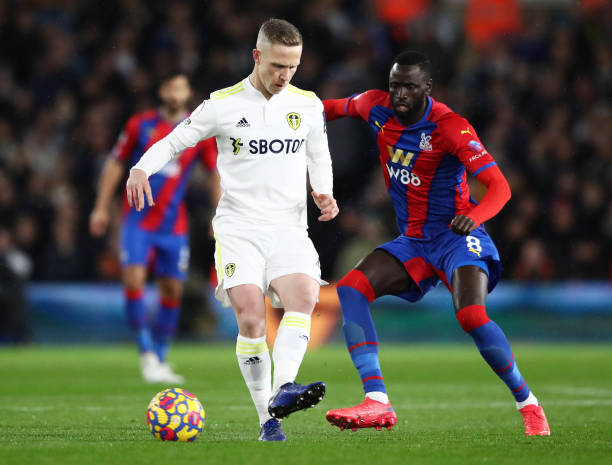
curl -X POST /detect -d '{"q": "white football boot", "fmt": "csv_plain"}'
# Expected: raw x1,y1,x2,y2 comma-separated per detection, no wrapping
157,362,185,384
140,351,163,383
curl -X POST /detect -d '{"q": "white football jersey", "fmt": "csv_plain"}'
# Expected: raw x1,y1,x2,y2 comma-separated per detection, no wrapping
134,77,333,228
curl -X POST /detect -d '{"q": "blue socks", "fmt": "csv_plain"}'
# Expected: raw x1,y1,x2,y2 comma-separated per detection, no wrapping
338,275,531,404
337,270,386,394
125,289,154,353
153,298,181,362
457,305,530,402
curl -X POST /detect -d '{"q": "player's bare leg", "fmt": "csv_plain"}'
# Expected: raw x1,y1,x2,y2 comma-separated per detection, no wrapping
267,273,326,419
452,265,550,436
326,250,409,431
229,284,282,440
154,277,184,383
123,265,160,382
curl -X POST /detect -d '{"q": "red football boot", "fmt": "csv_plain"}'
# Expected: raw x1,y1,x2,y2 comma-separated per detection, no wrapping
326,397,397,431
519,404,551,436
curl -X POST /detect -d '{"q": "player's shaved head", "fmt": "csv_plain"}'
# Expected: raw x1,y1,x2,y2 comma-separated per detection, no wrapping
256,18,302,50
251,18,302,99
392,51,431,79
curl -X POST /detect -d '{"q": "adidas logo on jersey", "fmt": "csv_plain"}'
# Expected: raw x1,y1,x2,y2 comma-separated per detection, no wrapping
244,356,262,365
236,117,250,127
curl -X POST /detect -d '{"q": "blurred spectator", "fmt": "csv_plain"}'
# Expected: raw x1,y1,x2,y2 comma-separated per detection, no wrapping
0,226,31,343
0,0,609,282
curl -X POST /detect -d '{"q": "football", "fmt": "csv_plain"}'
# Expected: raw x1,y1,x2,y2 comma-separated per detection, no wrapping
146,388,205,442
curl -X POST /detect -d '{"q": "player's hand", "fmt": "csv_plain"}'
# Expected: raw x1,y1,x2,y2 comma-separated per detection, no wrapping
89,208,110,237
126,168,154,212
450,215,477,236
311,191,339,221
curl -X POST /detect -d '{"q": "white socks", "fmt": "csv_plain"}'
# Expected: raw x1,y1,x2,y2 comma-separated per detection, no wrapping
272,311,311,393
236,335,272,425
236,312,311,425
366,391,390,404
516,391,539,410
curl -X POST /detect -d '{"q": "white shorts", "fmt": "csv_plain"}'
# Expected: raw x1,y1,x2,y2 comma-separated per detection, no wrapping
213,224,323,308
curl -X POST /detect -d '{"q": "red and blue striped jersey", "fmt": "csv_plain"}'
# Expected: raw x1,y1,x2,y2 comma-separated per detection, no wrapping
113,109,217,234
327,91,497,239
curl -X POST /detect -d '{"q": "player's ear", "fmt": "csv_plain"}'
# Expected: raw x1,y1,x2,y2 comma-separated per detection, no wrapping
425,78,433,95
253,49,261,65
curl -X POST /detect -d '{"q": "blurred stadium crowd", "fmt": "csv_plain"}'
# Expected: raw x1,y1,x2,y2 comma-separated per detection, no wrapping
0,0,610,285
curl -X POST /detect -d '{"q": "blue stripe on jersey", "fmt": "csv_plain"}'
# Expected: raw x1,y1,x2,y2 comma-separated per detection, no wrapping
368,106,394,134
136,119,159,164
389,118,437,235
158,163,197,232
472,161,497,176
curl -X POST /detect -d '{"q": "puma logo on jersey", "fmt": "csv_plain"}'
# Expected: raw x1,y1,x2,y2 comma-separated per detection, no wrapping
236,117,250,127
461,127,472,135
374,121,386,133
468,247,481,257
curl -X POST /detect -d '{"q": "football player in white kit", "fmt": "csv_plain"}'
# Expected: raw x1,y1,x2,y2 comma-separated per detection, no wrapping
125,19,338,441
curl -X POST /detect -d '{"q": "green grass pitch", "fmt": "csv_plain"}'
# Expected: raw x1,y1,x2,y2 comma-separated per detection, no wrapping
1,344,611,465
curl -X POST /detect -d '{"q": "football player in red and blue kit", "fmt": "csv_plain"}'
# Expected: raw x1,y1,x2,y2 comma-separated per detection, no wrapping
323,51,550,436
90,71,219,383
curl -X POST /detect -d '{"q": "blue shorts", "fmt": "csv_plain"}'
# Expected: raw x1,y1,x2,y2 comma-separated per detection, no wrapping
378,226,501,302
120,226,189,280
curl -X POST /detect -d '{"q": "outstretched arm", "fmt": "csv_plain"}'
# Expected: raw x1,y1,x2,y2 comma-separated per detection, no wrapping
323,98,351,121
450,165,511,235
127,100,219,211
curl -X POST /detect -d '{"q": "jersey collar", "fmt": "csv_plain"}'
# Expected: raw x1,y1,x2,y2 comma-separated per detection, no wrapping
244,75,287,101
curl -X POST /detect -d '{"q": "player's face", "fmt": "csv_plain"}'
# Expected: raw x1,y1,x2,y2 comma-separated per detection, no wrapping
388,64,432,122
159,75,192,112
253,42,302,98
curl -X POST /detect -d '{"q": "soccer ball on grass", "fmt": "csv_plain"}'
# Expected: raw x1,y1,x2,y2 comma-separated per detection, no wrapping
146,388,205,442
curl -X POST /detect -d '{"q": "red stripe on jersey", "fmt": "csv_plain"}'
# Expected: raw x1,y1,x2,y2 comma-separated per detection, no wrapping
112,111,157,162
404,150,444,238
377,132,392,190
173,203,188,235
197,137,218,171
376,117,405,192
141,149,197,231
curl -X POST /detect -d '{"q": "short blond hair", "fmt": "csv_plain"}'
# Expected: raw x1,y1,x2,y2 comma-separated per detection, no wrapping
256,18,302,48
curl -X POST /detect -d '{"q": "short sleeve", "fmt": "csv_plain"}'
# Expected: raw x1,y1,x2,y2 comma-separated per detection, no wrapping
111,115,139,162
